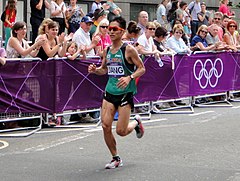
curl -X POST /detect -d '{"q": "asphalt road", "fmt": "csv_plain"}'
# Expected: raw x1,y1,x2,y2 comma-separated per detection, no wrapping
1,102,240,181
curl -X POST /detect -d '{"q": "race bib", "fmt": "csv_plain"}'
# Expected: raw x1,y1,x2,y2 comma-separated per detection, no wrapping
107,65,125,76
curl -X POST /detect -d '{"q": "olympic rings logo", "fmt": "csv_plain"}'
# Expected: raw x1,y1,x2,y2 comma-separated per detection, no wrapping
193,58,223,89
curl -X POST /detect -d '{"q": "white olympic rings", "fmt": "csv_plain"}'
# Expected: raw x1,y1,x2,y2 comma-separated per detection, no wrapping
193,58,223,89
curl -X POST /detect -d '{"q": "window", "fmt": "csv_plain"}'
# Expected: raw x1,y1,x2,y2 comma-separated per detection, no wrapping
130,3,157,22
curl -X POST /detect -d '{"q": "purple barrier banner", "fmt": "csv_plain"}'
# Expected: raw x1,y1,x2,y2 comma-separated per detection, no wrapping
1,52,240,113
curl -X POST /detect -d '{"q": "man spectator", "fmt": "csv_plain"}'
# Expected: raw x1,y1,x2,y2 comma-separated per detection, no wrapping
197,2,211,27
72,16,100,56
156,0,169,30
89,8,108,38
213,12,224,41
137,11,149,35
188,0,201,40
30,0,50,42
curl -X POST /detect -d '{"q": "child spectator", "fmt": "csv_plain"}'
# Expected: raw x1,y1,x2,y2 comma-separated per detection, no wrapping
65,41,86,60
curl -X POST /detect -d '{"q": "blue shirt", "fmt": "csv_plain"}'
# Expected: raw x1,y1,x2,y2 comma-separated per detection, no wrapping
190,35,208,47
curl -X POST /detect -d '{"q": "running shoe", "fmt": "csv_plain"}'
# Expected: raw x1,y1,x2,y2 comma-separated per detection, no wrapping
105,159,123,169
134,114,144,138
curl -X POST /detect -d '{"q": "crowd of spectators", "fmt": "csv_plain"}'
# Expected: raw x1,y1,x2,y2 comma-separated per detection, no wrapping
1,0,240,124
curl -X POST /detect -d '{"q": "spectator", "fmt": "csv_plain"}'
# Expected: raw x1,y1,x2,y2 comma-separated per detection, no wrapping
89,8,108,38
206,24,228,51
36,18,54,41
122,21,141,43
65,41,86,60
176,1,187,22
93,19,111,57
166,24,190,53
222,14,230,34
213,12,224,41
190,24,221,51
90,0,103,15
167,0,179,28
104,0,122,21
65,0,85,34
219,0,234,17
188,0,201,40
30,0,50,43
6,21,46,58
156,0,169,30
0,48,7,65
50,0,67,34
36,21,67,60
137,11,149,35
73,16,100,56
3,0,17,48
197,2,210,27
137,22,161,58
223,20,240,51
153,26,171,53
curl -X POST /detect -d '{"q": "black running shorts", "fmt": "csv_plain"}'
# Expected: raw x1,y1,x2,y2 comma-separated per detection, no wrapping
103,91,134,110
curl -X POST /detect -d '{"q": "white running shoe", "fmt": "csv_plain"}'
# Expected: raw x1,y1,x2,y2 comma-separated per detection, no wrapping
105,159,123,169
134,114,144,138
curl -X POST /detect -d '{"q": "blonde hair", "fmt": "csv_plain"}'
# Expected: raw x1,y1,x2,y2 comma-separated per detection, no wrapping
146,22,156,29
38,18,53,35
172,24,184,34
94,18,109,36
197,24,208,35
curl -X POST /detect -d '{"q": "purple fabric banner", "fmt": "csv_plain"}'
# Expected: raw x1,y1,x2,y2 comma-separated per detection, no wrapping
1,52,240,113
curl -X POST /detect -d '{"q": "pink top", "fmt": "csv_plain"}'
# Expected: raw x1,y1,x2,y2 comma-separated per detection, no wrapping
96,34,112,50
219,4,232,16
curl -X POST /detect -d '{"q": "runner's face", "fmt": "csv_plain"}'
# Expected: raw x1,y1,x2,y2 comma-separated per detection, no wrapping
108,21,125,41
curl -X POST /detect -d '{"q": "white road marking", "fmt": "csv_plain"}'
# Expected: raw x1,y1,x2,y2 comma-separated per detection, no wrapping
188,111,215,116
0,140,9,150
232,106,240,109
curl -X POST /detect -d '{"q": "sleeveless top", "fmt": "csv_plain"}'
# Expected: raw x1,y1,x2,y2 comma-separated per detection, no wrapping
105,43,137,95
37,34,58,61
6,38,28,58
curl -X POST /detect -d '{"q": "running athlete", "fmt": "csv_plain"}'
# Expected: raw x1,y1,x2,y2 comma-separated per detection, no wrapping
88,16,146,169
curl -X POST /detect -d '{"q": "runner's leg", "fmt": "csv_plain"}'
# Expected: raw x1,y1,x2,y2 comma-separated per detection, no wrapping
101,99,117,156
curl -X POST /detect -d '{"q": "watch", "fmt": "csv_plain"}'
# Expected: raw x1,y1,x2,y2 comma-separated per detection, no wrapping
130,74,134,80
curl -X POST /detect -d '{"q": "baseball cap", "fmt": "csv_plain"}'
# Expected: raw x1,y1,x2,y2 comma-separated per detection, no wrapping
81,16,93,23
93,8,108,20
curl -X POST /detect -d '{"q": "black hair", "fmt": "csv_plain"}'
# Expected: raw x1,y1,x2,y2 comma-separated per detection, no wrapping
110,16,126,30
155,26,168,37
127,21,141,34
179,1,187,8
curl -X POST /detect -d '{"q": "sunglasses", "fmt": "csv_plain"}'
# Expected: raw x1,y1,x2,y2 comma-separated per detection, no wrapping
214,18,221,20
100,26,108,29
147,28,156,31
201,30,208,34
229,25,236,28
108,26,125,31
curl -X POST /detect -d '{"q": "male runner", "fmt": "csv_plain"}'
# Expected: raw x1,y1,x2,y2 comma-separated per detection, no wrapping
88,16,145,169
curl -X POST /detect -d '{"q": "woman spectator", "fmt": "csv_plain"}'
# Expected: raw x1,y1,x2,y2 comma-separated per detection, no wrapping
122,21,141,44
65,0,85,34
36,21,67,61
219,0,234,17
93,19,111,57
6,21,45,58
137,22,161,57
166,24,190,53
223,20,240,51
50,0,67,34
190,24,221,52
36,18,54,40
197,2,210,27
3,0,17,48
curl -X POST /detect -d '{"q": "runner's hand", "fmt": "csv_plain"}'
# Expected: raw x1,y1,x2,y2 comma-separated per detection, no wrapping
117,76,131,89
88,63,97,73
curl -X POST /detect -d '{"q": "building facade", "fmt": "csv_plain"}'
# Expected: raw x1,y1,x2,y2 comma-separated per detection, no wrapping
0,0,239,41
